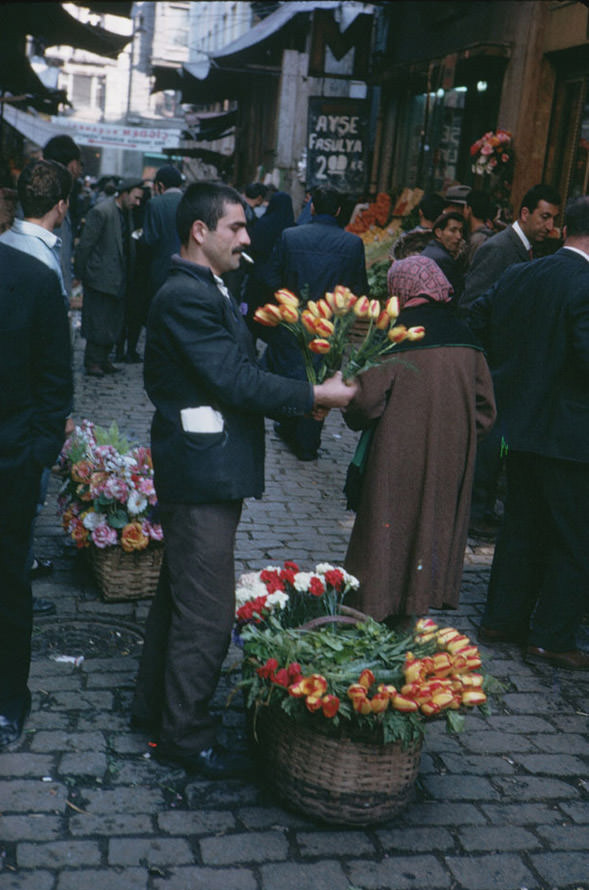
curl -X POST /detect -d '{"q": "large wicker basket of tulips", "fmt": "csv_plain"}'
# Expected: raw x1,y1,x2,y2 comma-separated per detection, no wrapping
235,562,490,825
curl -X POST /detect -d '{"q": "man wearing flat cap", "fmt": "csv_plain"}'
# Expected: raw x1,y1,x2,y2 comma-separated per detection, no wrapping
142,165,184,303
75,177,143,376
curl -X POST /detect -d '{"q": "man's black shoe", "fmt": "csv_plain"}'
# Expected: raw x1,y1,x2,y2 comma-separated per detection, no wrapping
32,597,56,616
154,742,251,778
102,361,122,374
0,689,32,749
31,558,54,579
125,351,143,363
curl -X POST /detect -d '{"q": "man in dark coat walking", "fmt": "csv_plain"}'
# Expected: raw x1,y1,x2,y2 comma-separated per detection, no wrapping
131,182,356,776
469,195,589,670
75,178,143,376
263,185,368,459
141,165,183,302
0,243,73,748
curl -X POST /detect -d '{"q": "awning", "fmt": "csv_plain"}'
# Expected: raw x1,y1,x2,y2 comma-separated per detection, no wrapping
182,109,238,142
152,1,373,106
0,2,132,113
8,3,132,59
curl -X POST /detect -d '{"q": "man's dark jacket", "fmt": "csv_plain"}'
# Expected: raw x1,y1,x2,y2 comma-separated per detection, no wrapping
141,188,182,297
265,214,368,300
145,257,313,504
460,224,530,307
421,238,464,297
0,243,73,472
468,247,589,462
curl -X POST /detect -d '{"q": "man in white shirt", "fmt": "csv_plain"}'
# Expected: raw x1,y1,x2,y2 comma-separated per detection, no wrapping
0,160,72,301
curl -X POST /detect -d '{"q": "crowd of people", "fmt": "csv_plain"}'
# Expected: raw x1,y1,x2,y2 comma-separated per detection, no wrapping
1,135,588,773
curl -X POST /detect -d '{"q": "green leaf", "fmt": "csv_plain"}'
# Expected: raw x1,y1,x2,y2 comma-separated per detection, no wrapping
107,510,129,529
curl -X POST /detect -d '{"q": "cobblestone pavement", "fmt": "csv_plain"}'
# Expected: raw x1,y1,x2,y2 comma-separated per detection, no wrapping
1,319,588,890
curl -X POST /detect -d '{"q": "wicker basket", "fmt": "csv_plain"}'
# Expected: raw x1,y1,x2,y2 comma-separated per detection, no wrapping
89,545,164,602
253,705,423,826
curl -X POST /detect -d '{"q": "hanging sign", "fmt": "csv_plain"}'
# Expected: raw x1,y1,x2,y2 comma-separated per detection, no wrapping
306,97,368,194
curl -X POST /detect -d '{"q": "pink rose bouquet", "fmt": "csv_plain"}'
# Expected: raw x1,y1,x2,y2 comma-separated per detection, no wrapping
57,420,163,551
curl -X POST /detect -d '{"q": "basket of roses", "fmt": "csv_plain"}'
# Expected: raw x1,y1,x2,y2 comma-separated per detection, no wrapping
57,420,164,601
234,561,491,825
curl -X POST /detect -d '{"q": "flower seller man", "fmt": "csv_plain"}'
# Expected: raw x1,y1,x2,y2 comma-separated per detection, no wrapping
131,181,356,778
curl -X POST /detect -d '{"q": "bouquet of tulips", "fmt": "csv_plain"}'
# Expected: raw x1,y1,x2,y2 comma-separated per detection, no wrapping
236,561,492,748
254,285,425,383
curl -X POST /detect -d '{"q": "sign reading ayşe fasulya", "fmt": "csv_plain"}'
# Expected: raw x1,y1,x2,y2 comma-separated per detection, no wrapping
306,97,368,194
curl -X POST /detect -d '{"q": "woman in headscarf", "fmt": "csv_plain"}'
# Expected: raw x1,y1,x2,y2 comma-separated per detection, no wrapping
243,191,295,329
343,255,496,624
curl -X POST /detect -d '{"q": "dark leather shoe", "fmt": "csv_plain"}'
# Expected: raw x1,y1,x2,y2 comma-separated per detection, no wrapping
86,364,105,377
102,361,122,374
125,351,143,363
0,689,32,749
32,597,56,616
154,742,251,778
31,558,54,579
526,646,589,671
478,625,525,645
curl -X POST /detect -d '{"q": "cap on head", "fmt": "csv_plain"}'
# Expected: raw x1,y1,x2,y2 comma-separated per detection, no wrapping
444,184,471,206
117,177,144,194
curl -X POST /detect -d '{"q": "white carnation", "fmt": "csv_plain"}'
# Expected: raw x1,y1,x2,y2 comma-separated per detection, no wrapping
82,510,103,530
266,591,289,610
235,578,268,606
127,490,148,515
293,572,315,592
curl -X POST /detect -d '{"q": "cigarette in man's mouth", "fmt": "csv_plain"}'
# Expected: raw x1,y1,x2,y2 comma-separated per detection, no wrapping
241,251,254,264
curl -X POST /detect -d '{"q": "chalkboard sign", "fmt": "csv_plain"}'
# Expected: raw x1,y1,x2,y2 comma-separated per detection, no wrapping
306,97,368,194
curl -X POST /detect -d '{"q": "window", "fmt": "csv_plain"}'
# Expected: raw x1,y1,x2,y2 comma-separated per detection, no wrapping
72,73,93,108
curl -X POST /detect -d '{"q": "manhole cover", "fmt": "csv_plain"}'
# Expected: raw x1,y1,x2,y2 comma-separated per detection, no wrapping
31,620,144,660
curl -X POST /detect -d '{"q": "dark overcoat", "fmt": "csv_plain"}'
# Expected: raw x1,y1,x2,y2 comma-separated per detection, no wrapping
145,256,313,505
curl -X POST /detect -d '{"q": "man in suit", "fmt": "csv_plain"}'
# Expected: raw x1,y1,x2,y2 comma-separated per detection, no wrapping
460,184,561,307
0,159,73,614
461,184,561,536
131,182,356,776
75,177,143,376
43,134,82,301
263,185,368,460
0,243,73,749
142,165,184,302
469,196,589,670
420,211,465,296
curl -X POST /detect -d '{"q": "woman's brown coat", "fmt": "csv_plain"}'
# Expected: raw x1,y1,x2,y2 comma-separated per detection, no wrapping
344,346,496,620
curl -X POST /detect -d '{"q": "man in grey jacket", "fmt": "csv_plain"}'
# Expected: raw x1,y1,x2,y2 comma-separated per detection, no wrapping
460,184,561,308
75,178,143,376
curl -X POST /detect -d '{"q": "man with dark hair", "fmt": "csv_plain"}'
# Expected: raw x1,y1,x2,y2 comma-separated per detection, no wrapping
1,159,74,612
420,211,465,295
390,191,446,260
43,134,82,298
461,184,561,536
0,160,72,299
141,165,184,309
0,242,73,749
464,190,496,265
243,182,267,223
460,184,561,307
75,177,143,376
470,196,589,670
131,181,356,775
263,185,368,460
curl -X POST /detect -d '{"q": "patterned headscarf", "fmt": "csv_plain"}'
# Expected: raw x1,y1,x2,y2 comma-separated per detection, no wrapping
387,255,453,308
